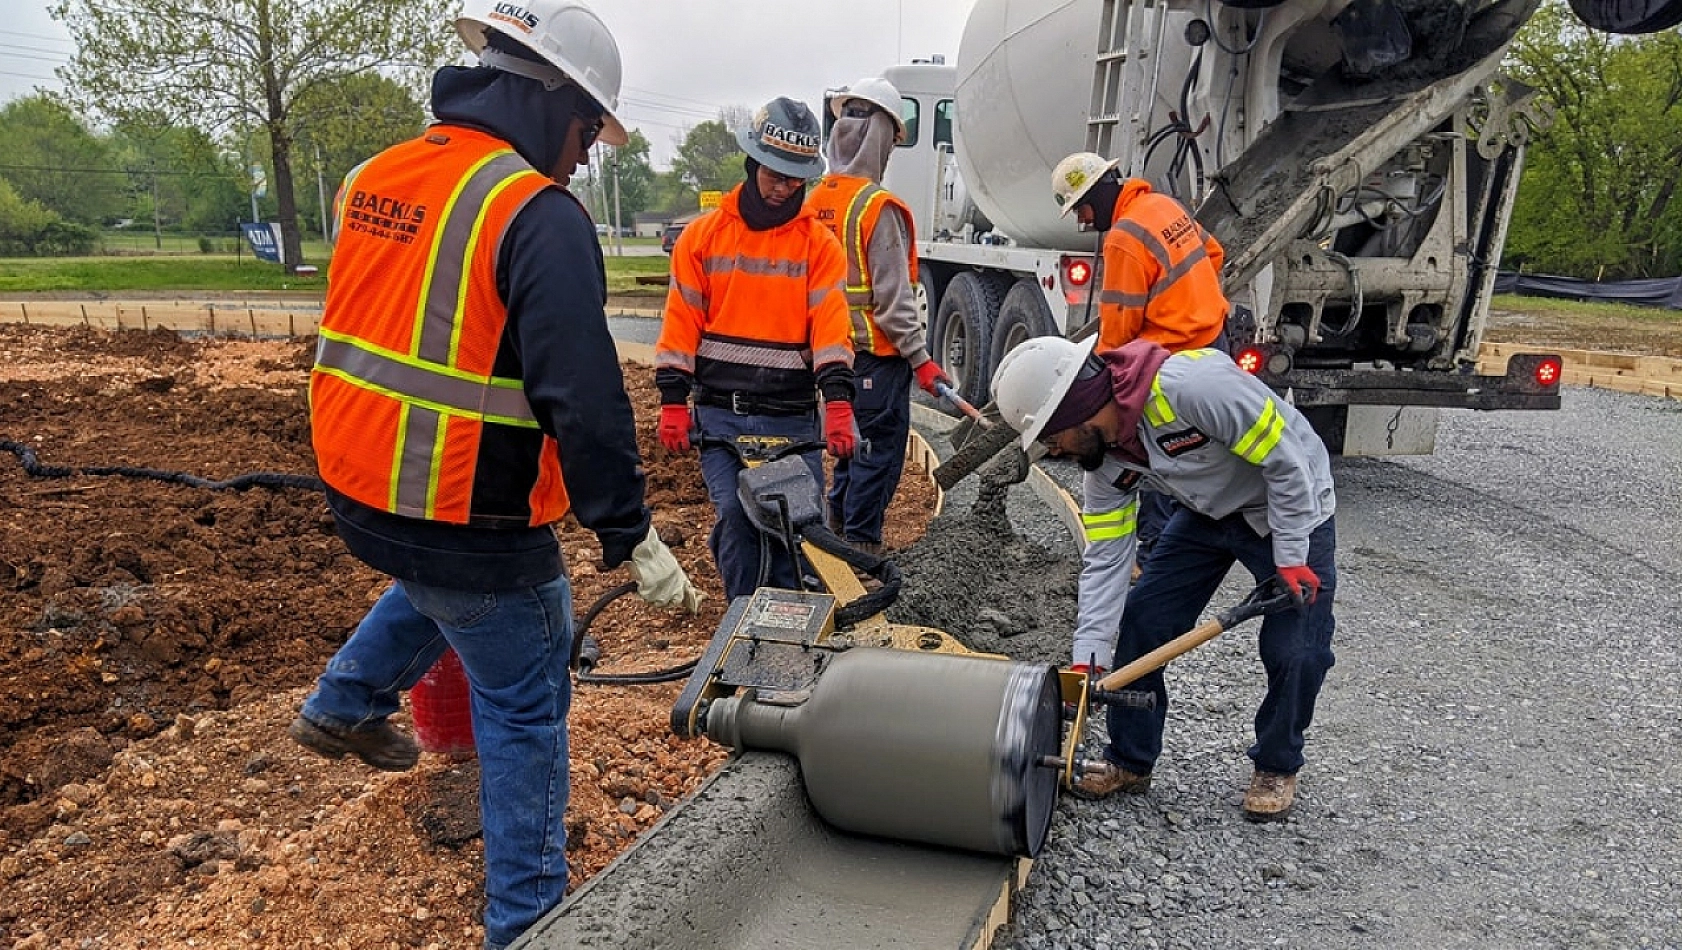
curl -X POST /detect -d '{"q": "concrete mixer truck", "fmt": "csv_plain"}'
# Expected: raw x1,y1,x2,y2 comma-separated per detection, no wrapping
837,0,1681,459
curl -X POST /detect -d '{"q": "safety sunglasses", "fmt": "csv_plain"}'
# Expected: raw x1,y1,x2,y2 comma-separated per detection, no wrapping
760,167,806,190
842,104,879,120
577,112,605,149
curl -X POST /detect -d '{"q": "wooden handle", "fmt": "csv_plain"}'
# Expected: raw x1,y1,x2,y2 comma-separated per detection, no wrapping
1094,617,1226,692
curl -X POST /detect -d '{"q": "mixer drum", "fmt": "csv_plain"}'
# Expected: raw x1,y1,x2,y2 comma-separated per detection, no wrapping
708,648,1064,857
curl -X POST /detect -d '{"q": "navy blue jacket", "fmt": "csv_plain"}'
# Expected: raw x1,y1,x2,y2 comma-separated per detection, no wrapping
327,65,650,591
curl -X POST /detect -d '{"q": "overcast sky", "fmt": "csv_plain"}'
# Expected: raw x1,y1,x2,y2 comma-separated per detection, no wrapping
0,0,978,167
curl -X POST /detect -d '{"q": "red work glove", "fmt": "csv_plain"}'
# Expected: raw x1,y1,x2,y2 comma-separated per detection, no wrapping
658,404,692,453
1277,564,1321,606
824,401,857,459
913,360,952,396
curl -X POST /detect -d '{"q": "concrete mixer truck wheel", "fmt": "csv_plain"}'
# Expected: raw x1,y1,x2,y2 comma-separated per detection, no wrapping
988,279,1059,377
930,271,1006,406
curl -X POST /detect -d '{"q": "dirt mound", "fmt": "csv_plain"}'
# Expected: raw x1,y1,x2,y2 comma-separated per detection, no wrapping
0,324,932,949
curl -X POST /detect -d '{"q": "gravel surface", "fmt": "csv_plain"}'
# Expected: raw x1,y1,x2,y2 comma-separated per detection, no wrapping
917,389,1681,950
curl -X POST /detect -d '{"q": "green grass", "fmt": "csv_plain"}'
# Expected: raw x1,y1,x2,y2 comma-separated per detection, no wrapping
0,239,671,296
1489,293,1681,324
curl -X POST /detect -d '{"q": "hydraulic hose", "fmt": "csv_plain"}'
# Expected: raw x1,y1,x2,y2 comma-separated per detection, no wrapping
2,439,321,492
571,581,700,686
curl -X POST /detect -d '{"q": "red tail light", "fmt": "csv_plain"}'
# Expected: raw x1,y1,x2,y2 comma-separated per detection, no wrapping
1534,355,1562,387
1059,255,1095,305
1235,346,1266,374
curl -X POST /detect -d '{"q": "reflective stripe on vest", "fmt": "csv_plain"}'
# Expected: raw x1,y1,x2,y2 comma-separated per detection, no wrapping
838,182,887,349
1082,499,1139,543
1113,218,1215,308
317,149,544,519
1232,396,1286,465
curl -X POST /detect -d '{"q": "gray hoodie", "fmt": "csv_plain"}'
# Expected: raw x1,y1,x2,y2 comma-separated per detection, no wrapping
822,113,929,365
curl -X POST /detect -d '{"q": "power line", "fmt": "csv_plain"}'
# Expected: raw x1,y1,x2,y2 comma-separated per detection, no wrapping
0,28,73,47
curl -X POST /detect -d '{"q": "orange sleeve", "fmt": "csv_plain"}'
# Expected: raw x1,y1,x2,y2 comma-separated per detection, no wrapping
1097,228,1152,352
807,223,854,369
655,219,707,373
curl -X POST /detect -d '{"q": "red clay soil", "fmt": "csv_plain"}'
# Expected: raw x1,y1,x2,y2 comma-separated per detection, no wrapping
0,324,934,949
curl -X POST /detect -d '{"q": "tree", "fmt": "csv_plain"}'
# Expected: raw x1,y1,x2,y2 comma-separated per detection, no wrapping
0,177,97,256
1505,0,1682,277
670,115,748,198
575,129,658,229
107,115,249,239
0,94,125,226
289,72,428,237
50,0,454,271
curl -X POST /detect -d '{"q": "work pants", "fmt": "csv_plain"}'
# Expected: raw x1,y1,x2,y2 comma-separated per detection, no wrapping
696,405,825,600
826,352,911,546
300,575,575,950
1103,509,1337,777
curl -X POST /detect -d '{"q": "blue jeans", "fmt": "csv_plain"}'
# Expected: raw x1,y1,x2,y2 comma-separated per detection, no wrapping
695,405,825,600
1104,510,1337,776
827,352,911,546
300,577,574,950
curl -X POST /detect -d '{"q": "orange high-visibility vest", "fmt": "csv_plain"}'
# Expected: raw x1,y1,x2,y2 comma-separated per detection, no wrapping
1097,178,1229,353
656,186,852,399
311,125,567,527
805,174,919,358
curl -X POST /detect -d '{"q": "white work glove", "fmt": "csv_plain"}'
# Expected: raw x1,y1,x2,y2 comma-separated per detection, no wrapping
627,527,702,614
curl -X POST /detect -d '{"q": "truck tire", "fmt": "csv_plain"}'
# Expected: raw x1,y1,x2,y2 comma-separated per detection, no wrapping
989,279,1059,373
931,272,1005,406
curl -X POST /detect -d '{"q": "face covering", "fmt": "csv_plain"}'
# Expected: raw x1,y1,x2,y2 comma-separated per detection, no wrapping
737,156,804,231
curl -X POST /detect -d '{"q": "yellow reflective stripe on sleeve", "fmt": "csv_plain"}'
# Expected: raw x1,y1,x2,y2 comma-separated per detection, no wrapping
1232,397,1286,464
1081,501,1138,542
1144,375,1175,427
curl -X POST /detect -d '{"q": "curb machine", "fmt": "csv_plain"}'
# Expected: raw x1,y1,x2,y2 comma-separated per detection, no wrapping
669,433,1291,857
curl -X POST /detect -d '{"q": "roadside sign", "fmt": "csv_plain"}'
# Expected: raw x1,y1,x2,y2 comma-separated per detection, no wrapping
241,222,286,264
699,190,723,210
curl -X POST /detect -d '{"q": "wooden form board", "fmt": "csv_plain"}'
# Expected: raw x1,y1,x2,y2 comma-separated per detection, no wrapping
1477,342,1682,400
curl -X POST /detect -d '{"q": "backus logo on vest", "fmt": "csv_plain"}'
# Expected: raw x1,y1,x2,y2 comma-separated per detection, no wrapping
343,190,429,246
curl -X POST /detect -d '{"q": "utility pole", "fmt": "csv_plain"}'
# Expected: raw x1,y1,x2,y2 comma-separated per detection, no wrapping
611,148,623,257
315,144,332,246
151,168,163,251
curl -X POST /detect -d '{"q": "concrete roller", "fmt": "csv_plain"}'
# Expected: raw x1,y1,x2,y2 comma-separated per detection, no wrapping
704,648,1063,857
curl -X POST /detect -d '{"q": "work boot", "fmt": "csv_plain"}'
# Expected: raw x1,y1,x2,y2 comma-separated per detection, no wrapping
847,538,886,558
289,714,419,772
1070,760,1152,800
1242,769,1298,822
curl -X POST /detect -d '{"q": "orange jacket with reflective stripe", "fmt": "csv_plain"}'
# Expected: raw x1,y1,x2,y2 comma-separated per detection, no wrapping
656,186,852,402
805,174,919,359
1097,178,1229,353
312,125,566,527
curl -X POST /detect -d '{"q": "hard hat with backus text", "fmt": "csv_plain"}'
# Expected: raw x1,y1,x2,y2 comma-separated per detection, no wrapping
737,97,827,180
455,0,629,146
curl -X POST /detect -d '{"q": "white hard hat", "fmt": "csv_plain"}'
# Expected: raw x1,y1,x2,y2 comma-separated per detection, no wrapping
455,0,629,147
829,77,907,145
991,335,1101,449
1051,152,1121,217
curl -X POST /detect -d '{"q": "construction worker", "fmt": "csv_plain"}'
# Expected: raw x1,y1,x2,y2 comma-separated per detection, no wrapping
291,3,700,949
808,77,950,556
655,96,856,600
1051,151,1232,565
990,335,1336,822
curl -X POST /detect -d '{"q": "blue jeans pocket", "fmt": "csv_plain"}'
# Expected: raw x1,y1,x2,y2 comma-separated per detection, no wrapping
402,583,498,630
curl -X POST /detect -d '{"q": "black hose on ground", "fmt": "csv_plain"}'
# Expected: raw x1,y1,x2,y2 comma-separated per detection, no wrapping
571,581,700,686
1,439,322,492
